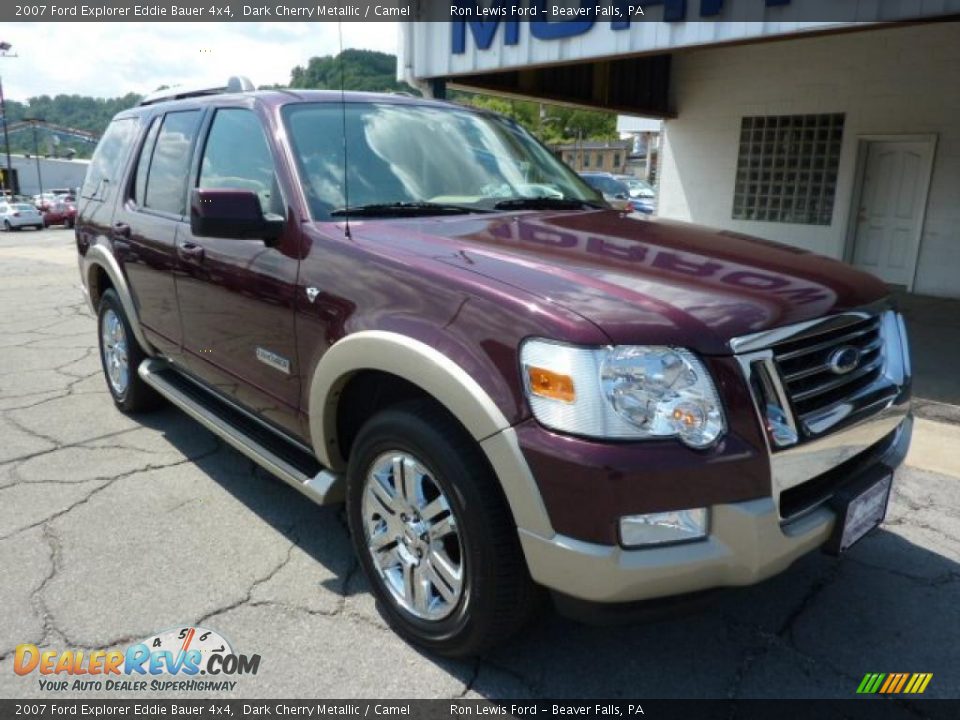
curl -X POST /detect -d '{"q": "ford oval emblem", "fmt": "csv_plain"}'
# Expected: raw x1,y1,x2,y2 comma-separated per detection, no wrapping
827,345,861,375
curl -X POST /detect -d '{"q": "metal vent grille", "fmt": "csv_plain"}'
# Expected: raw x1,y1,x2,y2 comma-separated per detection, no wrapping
772,315,885,422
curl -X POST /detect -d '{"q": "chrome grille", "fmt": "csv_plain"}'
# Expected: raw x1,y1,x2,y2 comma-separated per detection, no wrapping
771,315,885,422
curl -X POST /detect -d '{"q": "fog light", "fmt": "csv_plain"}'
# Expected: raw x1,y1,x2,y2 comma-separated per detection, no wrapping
619,508,708,547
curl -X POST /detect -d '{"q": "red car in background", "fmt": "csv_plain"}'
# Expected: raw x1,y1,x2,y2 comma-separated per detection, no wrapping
43,200,77,228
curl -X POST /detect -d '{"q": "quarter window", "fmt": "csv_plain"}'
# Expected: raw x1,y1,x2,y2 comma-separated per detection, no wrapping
81,117,138,201
143,110,202,216
198,109,279,215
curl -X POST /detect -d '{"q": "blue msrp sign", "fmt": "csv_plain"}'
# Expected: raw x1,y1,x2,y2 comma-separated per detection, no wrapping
451,0,795,53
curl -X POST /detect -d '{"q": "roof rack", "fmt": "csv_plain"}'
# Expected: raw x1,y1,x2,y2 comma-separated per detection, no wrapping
138,76,255,106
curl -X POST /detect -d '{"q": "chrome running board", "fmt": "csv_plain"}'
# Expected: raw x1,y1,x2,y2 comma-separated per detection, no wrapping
138,358,344,505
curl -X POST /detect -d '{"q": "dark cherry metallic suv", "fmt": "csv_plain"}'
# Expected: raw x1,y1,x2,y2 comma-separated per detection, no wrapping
76,78,912,656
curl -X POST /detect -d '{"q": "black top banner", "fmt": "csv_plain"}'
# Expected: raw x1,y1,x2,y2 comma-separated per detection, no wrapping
3,0,959,23
0,699,958,720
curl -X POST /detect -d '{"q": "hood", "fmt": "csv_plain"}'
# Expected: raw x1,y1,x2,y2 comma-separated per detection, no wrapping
345,209,889,355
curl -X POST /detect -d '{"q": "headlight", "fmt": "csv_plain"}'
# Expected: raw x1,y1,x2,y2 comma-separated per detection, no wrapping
520,339,726,448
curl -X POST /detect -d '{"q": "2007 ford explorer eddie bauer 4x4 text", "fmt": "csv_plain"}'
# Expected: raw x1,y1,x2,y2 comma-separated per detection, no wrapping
76,78,912,656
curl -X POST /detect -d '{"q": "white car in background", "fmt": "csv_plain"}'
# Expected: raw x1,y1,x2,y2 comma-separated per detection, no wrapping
0,202,45,231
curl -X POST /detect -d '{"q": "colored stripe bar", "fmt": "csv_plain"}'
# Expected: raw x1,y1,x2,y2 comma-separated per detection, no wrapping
879,674,896,694
893,673,909,693
857,672,932,695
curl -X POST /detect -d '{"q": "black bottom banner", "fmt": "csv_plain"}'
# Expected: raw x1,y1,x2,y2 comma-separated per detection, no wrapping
0,699,956,720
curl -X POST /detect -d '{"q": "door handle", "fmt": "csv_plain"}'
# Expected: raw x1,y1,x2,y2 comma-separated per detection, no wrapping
112,222,131,239
178,242,205,262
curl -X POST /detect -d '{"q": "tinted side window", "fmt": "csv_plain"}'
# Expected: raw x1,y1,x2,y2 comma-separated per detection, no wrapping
132,117,161,206
198,109,279,215
143,110,202,216
81,117,138,200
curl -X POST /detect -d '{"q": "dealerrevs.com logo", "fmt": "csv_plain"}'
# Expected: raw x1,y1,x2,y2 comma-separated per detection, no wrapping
13,625,260,693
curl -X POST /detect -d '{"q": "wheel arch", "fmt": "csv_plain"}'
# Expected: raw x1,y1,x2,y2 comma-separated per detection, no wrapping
82,243,155,357
308,331,553,537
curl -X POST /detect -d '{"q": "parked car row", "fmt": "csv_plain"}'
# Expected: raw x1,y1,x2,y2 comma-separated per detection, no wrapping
0,190,77,230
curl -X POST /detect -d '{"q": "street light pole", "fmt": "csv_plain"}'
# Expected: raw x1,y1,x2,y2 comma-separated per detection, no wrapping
0,41,16,195
24,117,43,200
0,78,10,194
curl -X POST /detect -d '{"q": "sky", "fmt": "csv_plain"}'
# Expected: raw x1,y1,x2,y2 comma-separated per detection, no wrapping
0,23,400,102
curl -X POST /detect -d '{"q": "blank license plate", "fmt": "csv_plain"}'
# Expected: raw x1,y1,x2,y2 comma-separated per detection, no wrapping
836,474,892,553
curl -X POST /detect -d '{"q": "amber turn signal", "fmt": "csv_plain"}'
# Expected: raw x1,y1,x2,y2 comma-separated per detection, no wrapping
526,366,576,403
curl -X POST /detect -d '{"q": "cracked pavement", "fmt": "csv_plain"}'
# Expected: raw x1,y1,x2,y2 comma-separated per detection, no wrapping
0,229,958,701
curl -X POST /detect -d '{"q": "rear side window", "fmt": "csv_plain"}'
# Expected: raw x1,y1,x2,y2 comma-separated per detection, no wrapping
142,110,202,216
198,109,280,216
81,117,138,201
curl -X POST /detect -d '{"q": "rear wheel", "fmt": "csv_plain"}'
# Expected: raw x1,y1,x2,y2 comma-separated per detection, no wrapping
2,220,9,232
346,401,539,657
97,289,161,413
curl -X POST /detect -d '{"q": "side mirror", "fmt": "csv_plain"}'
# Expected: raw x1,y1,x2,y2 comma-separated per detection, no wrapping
190,188,283,242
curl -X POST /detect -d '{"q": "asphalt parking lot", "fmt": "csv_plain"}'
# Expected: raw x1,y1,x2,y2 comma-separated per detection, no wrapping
0,227,958,702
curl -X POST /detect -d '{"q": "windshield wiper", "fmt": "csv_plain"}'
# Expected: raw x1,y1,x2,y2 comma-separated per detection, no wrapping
329,202,486,217
491,197,605,211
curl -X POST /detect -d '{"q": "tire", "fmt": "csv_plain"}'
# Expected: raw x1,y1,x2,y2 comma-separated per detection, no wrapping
346,400,540,657
2,220,9,232
97,289,161,413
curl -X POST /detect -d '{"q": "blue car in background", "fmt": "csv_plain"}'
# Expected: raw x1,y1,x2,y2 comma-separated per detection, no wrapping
616,174,657,215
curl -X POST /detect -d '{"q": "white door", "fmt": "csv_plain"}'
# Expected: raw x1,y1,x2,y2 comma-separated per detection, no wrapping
852,140,934,286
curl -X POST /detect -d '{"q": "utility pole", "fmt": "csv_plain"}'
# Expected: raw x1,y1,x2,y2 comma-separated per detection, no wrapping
0,41,16,196
24,117,42,200
577,129,584,171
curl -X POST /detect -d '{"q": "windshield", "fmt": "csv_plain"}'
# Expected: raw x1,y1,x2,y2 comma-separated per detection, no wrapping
283,101,603,219
15,204,35,212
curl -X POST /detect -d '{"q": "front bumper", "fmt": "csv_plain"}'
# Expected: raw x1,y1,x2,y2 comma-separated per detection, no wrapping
517,414,911,603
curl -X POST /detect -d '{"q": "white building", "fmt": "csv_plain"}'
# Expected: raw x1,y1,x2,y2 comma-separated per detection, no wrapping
3,154,89,197
400,10,960,297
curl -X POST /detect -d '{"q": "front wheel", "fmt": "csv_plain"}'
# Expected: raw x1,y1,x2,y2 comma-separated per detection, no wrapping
97,289,161,413
346,401,539,657
2,220,10,232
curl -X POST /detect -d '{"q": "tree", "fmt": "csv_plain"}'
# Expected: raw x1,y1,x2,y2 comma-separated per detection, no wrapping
289,49,416,94
453,92,617,144
2,92,143,159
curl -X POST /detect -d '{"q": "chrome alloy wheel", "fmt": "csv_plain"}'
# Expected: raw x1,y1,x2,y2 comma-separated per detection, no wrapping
100,308,129,396
361,451,465,621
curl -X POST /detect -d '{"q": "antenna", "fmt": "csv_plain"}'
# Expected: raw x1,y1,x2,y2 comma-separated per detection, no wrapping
338,22,351,239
